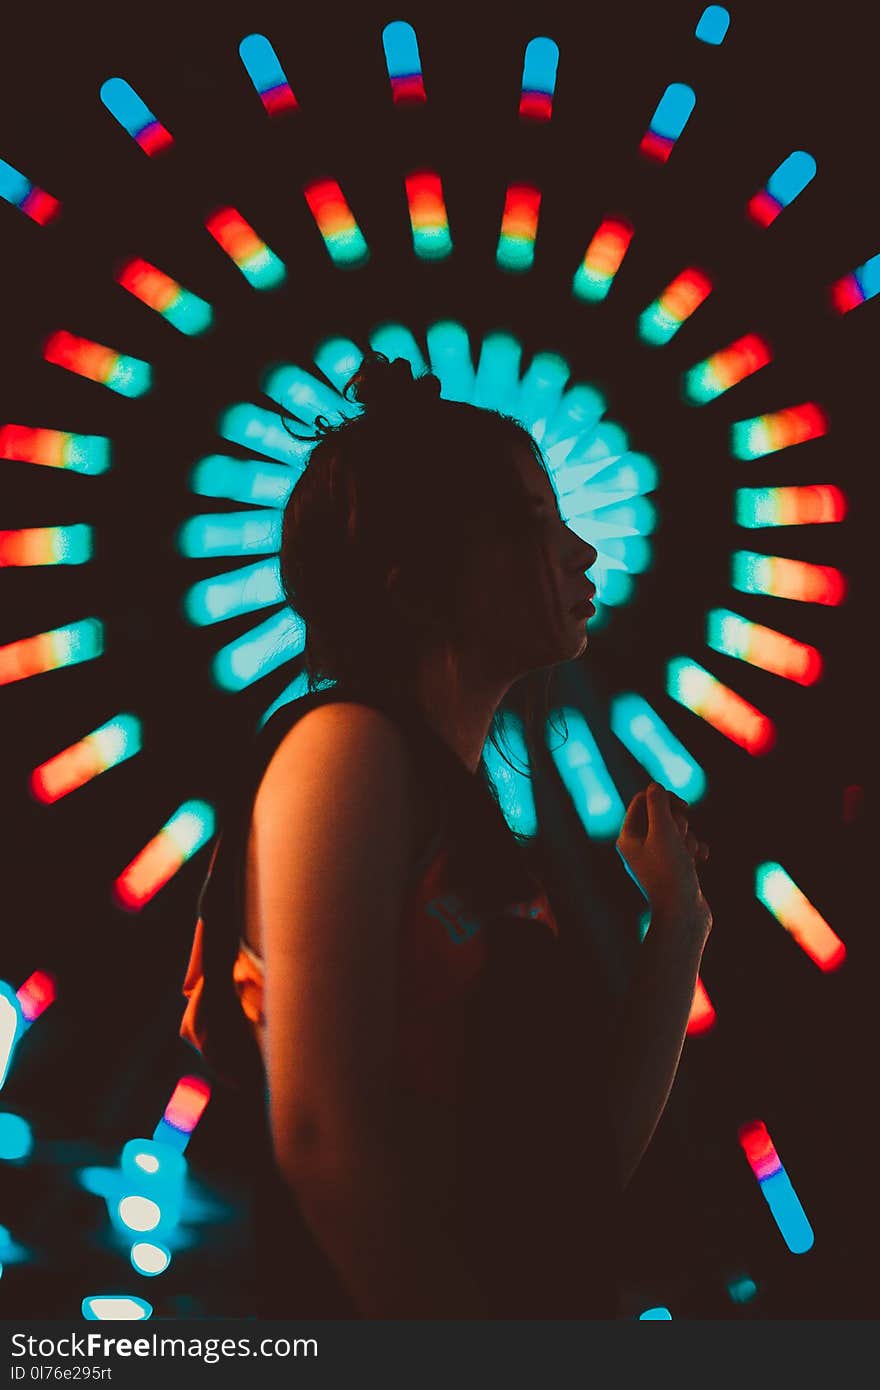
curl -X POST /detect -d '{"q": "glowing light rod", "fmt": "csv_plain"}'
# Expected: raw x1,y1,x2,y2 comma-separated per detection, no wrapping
706,610,822,685
738,1120,814,1253
547,706,625,839
735,485,846,528
239,33,298,115
205,208,286,289
747,151,816,227
115,258,212,335
683,334,772,404
303,179,368,267
730,403,827,459
610,693,706,802
0,619,103,688
731,551,846,606
30,715,142,803
0,155,61,225
829,252,880,314
639,268,713,345
0,424,110,474
383,20,427,104
497,184,541,272
755,863,845,970
667,658,775,754
99,77,173,156
520,36,559,121
640,83,695,163
573,219,633,301
0,526,92,566
405,171,452,260
43,331,151,397
483,712,538,838
112,801,215,911
153,1074,211,1152
695,5,730,44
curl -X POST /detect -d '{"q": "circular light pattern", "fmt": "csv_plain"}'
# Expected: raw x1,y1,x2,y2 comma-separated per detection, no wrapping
180,324,659,690
0,1,866,1320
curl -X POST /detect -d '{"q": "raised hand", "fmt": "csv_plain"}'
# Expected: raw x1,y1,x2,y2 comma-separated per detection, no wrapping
616,783,713,937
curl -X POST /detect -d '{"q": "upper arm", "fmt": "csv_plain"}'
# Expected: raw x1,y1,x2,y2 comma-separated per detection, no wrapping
250,702,419,1184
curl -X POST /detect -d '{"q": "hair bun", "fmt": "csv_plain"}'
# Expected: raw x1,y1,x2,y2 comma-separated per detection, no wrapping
344,350,441,414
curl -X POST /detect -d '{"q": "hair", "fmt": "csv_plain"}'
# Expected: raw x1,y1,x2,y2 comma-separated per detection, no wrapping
277,349,568,799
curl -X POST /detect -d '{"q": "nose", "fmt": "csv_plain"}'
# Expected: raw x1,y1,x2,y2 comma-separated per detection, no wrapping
576,534,599,571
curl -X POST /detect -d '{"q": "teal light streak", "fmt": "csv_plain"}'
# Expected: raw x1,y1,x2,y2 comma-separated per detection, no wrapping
67,435,111,474
638,301,681,346
0,1112,32,1161
162,290,213,336
219,404,312,468
426,321,475,401
263,364,354,427
239,33,289,94
542,385,605,450
369,324,428,377
497,234,535,273
547,705,625,839
515,353,570,435
706,607,750,659
650,83,695,141
99,78,157,137
57,618,104,666
756,1169,814,1254
212,609,306,690
483,712,538,838
54,525,93,563
382,20,422,81
189,455,295,508
106,356,152,397
184,559,283,625
240,245,286,290
177,511,282,558
696,6,730,44
314,337,363,391
572,264,612,302
0,156,31,205
522,36,559,97
735,488,778,527
731,550,772,595
767,151,816,207
610,693,706,801
259,669,312,728
473,333,522,411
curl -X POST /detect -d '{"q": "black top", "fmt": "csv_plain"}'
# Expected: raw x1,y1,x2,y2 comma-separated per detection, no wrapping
190,680,622,1318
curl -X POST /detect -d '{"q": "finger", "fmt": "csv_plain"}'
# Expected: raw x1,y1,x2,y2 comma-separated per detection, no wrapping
697,842,710,863
669,792,690,817
685,831,699,858
621,789,648,838
645,782,678,839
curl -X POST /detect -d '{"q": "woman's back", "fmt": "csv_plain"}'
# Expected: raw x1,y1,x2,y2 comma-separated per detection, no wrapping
180,682,621,1317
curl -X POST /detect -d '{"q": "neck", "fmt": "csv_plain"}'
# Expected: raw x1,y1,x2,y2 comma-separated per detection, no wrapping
410,644,513,775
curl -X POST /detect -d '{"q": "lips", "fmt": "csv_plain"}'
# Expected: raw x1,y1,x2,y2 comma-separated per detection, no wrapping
570,587,597,613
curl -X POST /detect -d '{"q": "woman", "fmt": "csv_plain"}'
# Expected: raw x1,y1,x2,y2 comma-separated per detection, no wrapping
180,351,712,1319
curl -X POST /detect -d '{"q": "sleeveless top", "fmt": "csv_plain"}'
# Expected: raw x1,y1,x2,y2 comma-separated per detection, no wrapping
178,681,622,1318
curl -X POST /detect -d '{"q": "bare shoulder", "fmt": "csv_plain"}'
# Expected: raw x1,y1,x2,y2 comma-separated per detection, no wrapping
251,700,433,880
255,700,418,810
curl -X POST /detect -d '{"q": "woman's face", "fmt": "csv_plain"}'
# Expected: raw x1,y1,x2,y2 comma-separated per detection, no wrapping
460,437,600,679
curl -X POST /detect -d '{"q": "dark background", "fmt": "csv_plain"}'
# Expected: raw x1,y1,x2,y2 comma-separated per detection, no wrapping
0,0,874,1319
